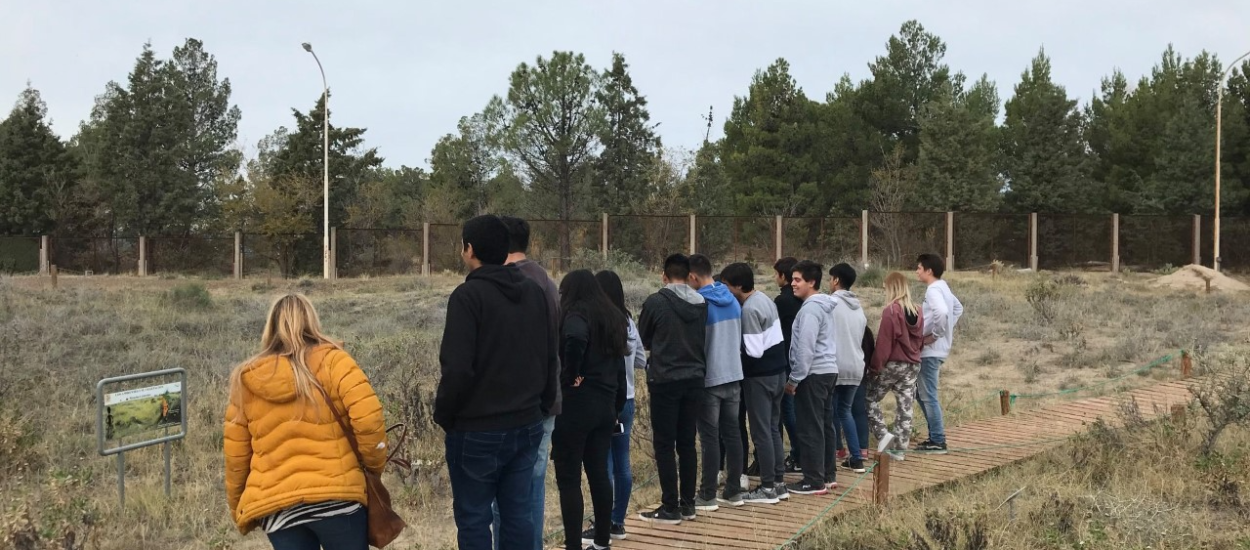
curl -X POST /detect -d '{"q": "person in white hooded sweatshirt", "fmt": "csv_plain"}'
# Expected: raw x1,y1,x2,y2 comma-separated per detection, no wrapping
784,260,839,495
825,263,868,473
914,254,963,454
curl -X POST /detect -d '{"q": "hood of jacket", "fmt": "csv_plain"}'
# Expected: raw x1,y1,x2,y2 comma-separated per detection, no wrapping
240,349,333,404
698,282,736,309
831,289,861,311
802,293,837,314
660,284,706,323
466,264,529,303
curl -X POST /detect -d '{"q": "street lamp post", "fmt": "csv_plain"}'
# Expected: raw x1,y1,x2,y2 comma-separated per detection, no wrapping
302,42,332,280
1215,50,1250,273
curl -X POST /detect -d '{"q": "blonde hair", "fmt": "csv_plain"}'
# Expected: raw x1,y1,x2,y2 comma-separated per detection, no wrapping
883,272,919,317
228,294,342,421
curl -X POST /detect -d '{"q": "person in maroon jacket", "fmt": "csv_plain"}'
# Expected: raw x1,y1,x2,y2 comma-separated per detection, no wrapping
865,271,925,461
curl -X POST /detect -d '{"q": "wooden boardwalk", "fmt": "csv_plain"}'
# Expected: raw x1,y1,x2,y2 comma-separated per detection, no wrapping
597,377,1198,550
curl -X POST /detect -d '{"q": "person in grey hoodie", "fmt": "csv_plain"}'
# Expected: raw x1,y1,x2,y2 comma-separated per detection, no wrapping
784,260,839,495
686,254,746,511
637,254,708,525
825,263,868,473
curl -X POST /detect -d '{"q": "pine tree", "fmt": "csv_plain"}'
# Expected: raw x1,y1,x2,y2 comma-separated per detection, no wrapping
594,53,660,215
916,75,1002,211
0,85,78,234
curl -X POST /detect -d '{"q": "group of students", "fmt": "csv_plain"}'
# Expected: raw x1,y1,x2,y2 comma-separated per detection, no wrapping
220,213,963,550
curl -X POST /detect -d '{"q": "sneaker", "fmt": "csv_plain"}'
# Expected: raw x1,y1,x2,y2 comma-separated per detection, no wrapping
842,459,866,474
915,440,948,454
825,479,839,490
581,523,627,543
784,456,802,473
886,449,906,462
639,507,682,525
836,449,849,460
876,433,896,454
680,504,697,520
694,496,719,512
745,460,760,476
742,486,779,504
789,482,829,495
609,524,626,540
582,545,608,550
775,483,790,500
719,490,746,507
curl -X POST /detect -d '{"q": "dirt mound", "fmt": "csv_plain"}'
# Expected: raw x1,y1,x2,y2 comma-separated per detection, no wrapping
1155,264,1250,292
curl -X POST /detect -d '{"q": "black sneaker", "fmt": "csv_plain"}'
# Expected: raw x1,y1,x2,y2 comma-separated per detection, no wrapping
680,503,697,520
789,482,829,495
638,507,681,525
841,459,866,474
609,524,626,540
915,440,948,454
582,523,627,543
784,455,802,473
745,459,760,477
582,544,609,550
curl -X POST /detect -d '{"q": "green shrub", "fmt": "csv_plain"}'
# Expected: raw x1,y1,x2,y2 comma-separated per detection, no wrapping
858,264,885,289
164,283,213,310
1025,277,1059,325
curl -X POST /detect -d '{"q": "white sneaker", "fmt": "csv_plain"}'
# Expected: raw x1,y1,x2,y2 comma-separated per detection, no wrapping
886,450,906,462
877,433,896,454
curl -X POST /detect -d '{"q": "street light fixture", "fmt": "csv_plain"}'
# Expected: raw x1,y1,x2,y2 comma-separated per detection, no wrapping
1214,49,1250,272
302,42,332,279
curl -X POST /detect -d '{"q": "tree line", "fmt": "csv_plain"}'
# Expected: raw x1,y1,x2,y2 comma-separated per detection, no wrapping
3,21,1249,273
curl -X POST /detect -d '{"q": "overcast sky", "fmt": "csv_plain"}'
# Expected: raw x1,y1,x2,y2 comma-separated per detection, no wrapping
3,1,1248,169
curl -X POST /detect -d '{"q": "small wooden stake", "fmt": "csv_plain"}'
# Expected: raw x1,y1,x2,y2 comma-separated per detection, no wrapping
1000,390,1011,415
1171,404,1186,424
1181,351,1193,379
50,264,58,289
874,452,891,506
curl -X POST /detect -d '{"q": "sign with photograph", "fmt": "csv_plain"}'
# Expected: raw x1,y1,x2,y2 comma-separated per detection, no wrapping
104,382,183,440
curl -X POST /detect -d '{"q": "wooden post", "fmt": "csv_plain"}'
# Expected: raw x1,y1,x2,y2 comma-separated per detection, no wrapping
775,215,784,261
138,236,148,277
422,222,430,277
50,264,58,289
1000,390,1011,415
1192,214,1201,267
689,214,697,255
39,235,50,275
329,227,338,280
1181,350,1193,379
1029,213,1039,271
860,210,869,267
1170,404,1187,424
1111,213,1120,273
233,231,243,279
945,211,955,271
601,213,609,260
873,452,890,506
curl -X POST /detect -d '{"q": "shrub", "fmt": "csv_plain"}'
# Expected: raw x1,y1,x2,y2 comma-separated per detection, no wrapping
1025,277,1059,325
164,283,213,310
858,265,885,289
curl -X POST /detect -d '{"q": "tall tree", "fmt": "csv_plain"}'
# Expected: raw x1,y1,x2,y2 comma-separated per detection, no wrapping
0,85,78,235
857,20,954,160
915,75,1003,211
1002,49,1096,213
593,52,660,215
493,51,604,261
428,111,502,220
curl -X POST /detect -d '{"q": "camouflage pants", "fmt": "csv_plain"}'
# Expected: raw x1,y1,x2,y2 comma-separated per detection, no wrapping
866,361,921,450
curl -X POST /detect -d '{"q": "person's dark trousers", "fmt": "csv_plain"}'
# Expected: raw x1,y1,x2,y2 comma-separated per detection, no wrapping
831,383,862,461
649,379,702,511
743,373,786,487
446,420,545,550
795,373,837,487
266,507,368,550
699,382,744,499
552,389,615,550
718,387,751,472
607,398,635,526
780,392,799,462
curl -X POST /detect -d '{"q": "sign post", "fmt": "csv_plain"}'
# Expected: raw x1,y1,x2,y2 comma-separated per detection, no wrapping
97,369,188,508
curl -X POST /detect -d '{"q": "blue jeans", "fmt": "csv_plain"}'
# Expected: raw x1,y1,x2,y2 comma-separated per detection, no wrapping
491,416,554,550
607,399,634,526
917,357,946,444
829,383,862,461
836,382,869,453
781,392,799,461
447,420,545,550
266,507,367,550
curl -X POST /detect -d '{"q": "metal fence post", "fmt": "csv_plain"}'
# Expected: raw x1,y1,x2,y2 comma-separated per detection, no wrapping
689,214,697,255
1111,213,1120,273
861,210,869,267
946,211,955,271
775,215,784,261
1029,213,1039,271
39,235,49,275
422,222,430,277
602,213,609,260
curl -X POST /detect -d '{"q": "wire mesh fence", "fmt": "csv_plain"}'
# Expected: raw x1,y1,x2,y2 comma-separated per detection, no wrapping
8,212,1239,278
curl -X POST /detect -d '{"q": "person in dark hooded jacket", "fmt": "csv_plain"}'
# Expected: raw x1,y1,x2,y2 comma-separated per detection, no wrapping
436,215,558,550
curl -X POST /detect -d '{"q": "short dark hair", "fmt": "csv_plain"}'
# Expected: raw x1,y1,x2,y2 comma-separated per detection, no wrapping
917,253,945,279
462,215,509,265
720,263,755,292
688,254,713,278
663,254,691,281
829,263,857,290
792,260,823,289
500,216,530,254
774,257,798,284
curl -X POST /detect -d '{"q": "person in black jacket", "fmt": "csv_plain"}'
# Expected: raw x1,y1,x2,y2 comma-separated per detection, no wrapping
772,257,803,471
436,215,558,550
551,270,628,550
637,254,708,525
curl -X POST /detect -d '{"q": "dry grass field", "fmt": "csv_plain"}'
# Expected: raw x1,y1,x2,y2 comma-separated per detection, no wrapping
1,264,1248,549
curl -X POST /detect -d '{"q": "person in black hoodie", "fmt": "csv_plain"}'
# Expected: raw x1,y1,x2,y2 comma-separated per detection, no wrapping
637,254,708,525
772,257,803,471
551,270,628,550
436,215,558,550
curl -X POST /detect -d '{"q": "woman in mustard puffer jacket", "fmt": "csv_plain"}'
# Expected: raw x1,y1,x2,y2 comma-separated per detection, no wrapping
224,294,388,550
